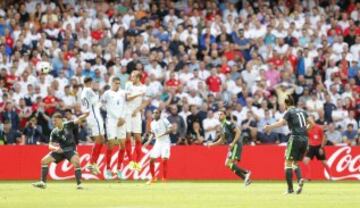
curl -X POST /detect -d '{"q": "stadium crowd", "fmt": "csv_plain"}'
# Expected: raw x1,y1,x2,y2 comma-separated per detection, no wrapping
0,0,359,146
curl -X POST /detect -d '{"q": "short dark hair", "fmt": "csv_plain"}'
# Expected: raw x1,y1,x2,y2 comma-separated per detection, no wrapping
84,77,93,84
64,108,72,114
112,77,120,82
285,95,295,106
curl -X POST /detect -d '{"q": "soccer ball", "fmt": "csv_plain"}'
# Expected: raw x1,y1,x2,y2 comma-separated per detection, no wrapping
37,61,52,74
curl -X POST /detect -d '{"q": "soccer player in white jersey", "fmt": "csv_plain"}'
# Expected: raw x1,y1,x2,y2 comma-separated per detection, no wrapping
124,70,149,171
81,77,105,175
101,77,127,179
146,109,175,184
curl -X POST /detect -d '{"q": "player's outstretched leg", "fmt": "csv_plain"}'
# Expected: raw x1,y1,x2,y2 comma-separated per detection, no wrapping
226,159,251,186
32,154,55,189
70,154,83,189
284,160,294,194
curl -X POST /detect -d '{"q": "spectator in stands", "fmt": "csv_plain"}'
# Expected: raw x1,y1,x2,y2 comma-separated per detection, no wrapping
256,109,279,144
187,121,204,145
0,120,24,145
1,101,20,131
23,116,43,145
202,110,220,142
326,123,343,145
167,105,186,145
342,123,358,146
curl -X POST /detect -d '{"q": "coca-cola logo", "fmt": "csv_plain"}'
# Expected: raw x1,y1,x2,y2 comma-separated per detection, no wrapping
325,146,360,181
49,148,160,180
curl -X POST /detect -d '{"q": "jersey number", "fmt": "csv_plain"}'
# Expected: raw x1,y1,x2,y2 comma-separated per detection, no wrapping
296,112,306,128
81,98,90,109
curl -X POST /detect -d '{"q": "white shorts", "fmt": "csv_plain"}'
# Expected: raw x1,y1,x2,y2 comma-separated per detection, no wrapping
125,112,142,134
106,118,126,140
88,117,105,137
150,142,171,159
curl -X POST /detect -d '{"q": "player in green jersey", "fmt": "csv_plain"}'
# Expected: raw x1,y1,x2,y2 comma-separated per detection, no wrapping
264,95,309,194
32,112,89,189
208,110,251,186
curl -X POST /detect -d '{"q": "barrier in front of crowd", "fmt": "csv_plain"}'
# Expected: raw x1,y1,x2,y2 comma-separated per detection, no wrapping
0,145,359,180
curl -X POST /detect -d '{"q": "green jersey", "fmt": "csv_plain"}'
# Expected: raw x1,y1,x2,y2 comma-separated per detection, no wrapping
283,107,308,136
50,121,76,151
221,120,240,145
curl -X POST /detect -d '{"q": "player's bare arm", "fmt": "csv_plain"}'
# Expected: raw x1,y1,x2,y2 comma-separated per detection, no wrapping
144,132,156,146
125,91,146,101
264,118,287,133
48,142,62,153
117,117,125,127
156,124,175,138
132,99,150,117
208,134,225,147
74,112,90,125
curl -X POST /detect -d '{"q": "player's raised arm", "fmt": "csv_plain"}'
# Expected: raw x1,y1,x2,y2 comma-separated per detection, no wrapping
74,112,90,125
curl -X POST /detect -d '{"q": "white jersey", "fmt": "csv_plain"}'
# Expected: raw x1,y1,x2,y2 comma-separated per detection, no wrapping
101,89,126,120
125,82,147,114
80,87,102,120
151,118,172,143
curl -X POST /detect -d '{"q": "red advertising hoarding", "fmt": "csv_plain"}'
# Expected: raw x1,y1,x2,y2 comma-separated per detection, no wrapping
0,145,359,180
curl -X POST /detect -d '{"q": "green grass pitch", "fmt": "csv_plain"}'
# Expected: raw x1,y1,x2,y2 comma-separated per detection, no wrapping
0,180,359,208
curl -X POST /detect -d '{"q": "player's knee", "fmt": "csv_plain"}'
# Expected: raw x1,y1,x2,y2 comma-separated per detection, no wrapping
95,136,104,143
108,142,114,149
225,160,233,168
135,135,141,141
72,160,81,168
285,161,293,168
119,142,125,149
41,157,50,165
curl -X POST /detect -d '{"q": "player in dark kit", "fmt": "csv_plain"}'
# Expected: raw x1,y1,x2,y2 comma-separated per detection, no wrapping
208,110,251,186
32,112,89,189
264,96,309,194
303,115,332,181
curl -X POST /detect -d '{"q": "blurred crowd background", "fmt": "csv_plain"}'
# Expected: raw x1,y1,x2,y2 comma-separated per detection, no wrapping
0,0,359,146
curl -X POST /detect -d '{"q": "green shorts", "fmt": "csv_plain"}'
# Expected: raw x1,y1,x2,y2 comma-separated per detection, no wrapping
226,143,242,161
50,150,77,164
285,135,308,161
